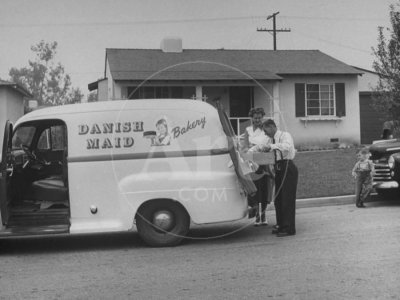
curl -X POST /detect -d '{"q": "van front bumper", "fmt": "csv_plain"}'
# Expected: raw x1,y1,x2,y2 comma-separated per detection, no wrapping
373,181,399,189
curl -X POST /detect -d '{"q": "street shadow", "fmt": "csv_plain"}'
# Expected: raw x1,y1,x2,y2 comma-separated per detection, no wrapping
0,219,276,253
182,219,275,247
366,194,400,207
0,232,146,255
365,200,400,208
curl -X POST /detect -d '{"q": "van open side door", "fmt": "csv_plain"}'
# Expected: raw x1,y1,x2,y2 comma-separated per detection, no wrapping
0,121,12,225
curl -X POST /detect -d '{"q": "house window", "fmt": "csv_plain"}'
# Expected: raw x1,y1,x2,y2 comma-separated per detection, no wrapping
295,82,345,118
127,86,182,99
306,84,335,116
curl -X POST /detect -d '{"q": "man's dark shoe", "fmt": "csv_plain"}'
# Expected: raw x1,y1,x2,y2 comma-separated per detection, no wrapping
272,228,279,234
276,231,296,237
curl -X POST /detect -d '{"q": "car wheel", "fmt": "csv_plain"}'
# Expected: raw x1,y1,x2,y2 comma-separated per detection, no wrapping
136,200,190,247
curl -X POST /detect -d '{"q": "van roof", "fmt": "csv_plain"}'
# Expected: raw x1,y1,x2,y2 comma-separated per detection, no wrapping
17,99,217,124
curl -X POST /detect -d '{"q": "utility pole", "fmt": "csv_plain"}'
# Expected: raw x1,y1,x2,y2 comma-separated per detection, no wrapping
257,12,291,50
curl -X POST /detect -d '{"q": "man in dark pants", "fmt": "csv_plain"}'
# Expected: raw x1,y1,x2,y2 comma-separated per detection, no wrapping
260,119,298,237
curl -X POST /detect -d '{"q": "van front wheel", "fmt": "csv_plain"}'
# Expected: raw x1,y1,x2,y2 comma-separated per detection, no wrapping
136,200,190,247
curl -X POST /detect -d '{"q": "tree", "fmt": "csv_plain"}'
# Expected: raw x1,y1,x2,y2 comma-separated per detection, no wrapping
9,40,83,106
372,3,400,121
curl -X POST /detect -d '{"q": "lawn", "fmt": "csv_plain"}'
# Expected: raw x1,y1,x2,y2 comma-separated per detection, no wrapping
294,148,358,199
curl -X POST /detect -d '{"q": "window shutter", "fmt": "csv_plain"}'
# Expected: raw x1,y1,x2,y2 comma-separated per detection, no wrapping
295,83,306,117
335,83,346,117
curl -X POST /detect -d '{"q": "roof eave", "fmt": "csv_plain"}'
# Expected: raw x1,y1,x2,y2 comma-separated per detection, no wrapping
4,83,32,98
113,77,282,83
277,72,362,76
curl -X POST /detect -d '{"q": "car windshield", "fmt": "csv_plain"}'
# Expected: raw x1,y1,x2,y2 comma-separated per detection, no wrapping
12,126,36,150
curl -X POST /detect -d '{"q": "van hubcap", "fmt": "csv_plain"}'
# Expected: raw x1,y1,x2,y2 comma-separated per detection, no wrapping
153,210,174,231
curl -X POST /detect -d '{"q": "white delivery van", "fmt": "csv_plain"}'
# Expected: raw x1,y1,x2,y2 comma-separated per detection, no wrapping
0,99,255,247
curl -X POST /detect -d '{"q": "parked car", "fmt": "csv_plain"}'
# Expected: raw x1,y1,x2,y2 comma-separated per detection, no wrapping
369,138,400,198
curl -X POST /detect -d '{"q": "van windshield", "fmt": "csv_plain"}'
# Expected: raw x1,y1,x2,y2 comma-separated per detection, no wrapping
12,126,36,150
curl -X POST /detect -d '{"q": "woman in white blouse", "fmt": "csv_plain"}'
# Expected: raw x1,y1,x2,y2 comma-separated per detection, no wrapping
242,107,274,226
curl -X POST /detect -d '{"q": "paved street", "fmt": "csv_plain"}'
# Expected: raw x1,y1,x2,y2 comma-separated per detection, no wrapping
0,200,399,300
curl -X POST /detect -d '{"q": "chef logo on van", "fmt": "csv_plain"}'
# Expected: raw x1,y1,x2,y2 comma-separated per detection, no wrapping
143,118,171,146
143,116,206,146
78,122,144,149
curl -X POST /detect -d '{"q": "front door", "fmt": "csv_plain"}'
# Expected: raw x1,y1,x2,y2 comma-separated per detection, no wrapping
0,121,12,225
229,86,253,135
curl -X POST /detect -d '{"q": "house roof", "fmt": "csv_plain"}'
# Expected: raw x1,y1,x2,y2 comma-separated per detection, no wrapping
88,78,107,92
0,79,32,98
352,66,378,75
105,49,361,82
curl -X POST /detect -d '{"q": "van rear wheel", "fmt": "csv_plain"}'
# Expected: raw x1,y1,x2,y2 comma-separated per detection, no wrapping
136,200,190,247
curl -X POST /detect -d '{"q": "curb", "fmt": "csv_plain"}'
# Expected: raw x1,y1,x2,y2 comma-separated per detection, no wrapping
295,193,380,209
265,193,381,210
296,195,355,209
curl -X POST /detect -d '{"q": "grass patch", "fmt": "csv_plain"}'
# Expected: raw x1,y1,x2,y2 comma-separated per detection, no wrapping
294,148,358,199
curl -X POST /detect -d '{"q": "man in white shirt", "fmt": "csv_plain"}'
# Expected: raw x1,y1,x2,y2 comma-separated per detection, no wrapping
261,119,298,237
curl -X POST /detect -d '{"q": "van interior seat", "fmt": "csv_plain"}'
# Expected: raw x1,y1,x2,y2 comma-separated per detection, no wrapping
30,153,69,204
31,176,68,203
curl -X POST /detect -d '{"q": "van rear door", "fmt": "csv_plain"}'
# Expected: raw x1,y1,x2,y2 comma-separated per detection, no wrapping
216,102,257,196
0,121,12,225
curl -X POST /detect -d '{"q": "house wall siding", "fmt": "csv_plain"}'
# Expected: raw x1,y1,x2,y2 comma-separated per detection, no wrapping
106,60,113,100
253,82,274,118
0,88,24,148
98,79,108,101
6,89,24,123
358,72,379,92
0,89,7,145
278,75,360,147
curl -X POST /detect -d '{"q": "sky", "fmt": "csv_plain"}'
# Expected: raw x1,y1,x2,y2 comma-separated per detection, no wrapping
0,0,394,98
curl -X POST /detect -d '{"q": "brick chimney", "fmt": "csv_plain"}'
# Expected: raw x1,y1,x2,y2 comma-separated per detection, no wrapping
160,37,183,53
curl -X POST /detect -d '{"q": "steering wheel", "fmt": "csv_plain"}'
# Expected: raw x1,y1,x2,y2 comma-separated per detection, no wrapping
21,145,37,161
21,145,48,166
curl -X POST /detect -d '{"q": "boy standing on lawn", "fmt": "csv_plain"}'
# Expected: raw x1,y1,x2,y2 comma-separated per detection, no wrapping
352,148,375,208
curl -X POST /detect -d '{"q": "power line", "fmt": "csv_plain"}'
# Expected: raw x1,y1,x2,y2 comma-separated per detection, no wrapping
293,29,372,54
257,12,291,50
0,14,386,28
0,15,266,28
282,15,387,22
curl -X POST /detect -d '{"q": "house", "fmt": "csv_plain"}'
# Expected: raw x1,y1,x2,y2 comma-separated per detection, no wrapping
88,39,362,147
355,67,387,144
0,79,32,145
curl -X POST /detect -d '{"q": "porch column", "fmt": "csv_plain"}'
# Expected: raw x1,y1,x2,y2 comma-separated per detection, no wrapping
272,81,281,127
196,85,203,100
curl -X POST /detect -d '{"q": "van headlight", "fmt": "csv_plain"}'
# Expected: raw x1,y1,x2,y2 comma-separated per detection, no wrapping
388,155,395,169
